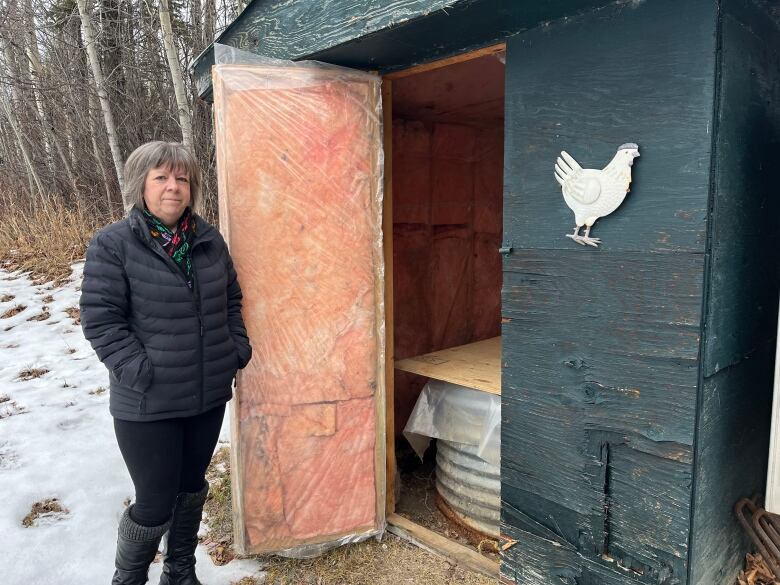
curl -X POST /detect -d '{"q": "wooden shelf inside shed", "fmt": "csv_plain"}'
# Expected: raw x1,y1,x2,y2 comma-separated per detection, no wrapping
394,336,501,395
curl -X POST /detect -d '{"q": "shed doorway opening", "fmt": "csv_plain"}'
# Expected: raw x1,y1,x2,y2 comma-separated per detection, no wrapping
384,46,505,573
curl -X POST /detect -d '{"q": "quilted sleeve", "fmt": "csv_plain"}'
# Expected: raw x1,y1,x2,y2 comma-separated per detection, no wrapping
79,233,153,389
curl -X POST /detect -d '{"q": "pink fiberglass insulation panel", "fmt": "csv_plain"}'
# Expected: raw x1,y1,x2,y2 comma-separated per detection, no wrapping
212,64,385,555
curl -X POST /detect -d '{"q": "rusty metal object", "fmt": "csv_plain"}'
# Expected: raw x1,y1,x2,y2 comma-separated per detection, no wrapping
435,439,500,538
735,497,780,579
435,490,495,547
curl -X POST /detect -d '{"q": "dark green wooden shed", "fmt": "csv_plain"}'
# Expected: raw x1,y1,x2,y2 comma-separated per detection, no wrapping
193,1,780,583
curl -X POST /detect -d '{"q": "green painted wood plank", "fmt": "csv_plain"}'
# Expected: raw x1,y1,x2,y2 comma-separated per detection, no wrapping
303,0,609,70
689,1,780,583
216,0,459,56
192,0,611,99
500,518,662,585
503,0,717,253
690,348,777,585
499,2,719,581
700,0,780,377
501,249,703,583
193,0,457,94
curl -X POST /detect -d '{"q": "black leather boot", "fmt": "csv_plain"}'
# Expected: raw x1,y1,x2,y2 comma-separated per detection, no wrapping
112,507,171,585
159,482,209,585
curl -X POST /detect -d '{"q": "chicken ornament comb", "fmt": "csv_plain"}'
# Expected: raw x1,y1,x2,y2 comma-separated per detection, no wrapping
554,143,640,247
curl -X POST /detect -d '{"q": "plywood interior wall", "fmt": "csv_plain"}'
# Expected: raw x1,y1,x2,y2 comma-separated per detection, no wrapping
391,53,505,438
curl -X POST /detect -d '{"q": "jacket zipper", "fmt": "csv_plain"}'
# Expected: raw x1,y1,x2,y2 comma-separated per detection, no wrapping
192,260,205,412
142,237,206,414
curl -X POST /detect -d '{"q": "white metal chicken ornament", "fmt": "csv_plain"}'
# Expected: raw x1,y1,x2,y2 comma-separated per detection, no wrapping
554,143,640,247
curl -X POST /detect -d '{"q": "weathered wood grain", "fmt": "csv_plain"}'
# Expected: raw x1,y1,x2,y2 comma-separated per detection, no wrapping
501,249,702,582
503,0,716,254
690,346,776,585
305,0,608,73
689,1,780,583
499,1,721,581
388,512,499,577
194,0,612,99
605,444,691,578
220,0,459,56
699,1,780,377
195,0,458,96
502,445,693,583
502,251,705,364
500,520,652,585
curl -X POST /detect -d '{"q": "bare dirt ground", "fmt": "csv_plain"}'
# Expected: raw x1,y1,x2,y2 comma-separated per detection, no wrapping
203,447,496,585
395,454,499,562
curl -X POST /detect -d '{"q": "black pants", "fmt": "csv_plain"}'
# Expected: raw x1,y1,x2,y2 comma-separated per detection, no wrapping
113,404,226,527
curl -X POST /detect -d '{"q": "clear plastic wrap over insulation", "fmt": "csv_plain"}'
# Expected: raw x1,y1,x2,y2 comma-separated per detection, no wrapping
212,46,386,558
403,381,500,466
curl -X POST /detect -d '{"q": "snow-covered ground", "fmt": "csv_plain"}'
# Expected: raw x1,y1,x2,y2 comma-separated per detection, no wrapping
0,263,264,585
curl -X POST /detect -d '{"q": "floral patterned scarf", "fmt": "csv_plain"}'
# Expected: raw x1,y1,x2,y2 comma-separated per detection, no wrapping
142,207,195,288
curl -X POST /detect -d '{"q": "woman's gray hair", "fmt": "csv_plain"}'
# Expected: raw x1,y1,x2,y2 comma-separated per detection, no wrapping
122,141,201,214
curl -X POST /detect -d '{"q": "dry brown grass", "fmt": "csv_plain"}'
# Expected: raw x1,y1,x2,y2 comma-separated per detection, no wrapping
258,536,494,585
1,304,26,318
26,308,50,321
64,306,81,325
738,552,780,584
17,367,49,381
202,446,235,565
0,198,107,283
22,498,69,527
202,447,495,585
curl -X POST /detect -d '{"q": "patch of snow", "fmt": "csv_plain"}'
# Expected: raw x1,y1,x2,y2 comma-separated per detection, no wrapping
0,263,263,585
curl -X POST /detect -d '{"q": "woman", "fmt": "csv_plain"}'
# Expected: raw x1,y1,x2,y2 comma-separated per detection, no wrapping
80,141,252,585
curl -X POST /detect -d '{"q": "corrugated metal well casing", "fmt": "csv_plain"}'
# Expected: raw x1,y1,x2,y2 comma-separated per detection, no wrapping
435,439,500,538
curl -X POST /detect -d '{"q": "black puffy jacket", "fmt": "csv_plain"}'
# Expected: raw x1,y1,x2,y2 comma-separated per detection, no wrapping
80,208,251,421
